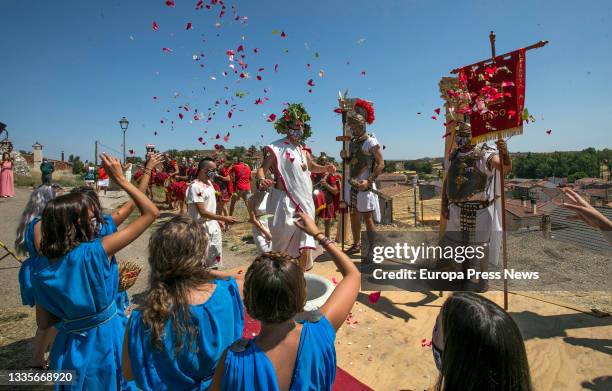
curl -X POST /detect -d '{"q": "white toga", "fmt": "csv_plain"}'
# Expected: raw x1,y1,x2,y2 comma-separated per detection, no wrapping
265,138,323,268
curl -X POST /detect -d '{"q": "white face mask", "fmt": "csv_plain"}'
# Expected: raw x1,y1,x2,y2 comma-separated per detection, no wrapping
287,127,304,140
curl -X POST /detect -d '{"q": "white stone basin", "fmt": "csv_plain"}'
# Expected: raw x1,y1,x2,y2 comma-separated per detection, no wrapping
303,273,335,312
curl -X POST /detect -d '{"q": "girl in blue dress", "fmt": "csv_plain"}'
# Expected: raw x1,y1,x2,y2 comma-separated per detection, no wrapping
210,211,361,391
15,184,59,368
32,153,159,391
72,162,158,314
122,214,245,391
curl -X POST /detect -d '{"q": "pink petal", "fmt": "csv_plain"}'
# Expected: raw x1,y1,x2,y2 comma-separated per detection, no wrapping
274,64,278,72
162,47,172,53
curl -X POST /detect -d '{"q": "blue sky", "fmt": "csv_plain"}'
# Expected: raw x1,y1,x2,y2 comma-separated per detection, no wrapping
1,0,610,162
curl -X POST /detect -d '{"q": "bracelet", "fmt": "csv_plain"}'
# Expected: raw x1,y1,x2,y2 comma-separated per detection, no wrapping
318,236,333,247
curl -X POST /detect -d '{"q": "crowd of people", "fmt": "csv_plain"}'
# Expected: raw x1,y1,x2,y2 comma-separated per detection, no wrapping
10,100,554,391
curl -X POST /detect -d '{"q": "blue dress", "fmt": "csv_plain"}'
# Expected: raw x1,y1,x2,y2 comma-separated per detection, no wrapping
128,278,244,391
18,217,40,306
32,239,127,390
18,215,130,310
222,313,337,391
99,214,130,312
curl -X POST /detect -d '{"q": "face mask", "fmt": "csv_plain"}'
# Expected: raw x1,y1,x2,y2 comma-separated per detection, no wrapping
207,170,217,179
432,342,443,371
455,135,471,147
287,127,304,140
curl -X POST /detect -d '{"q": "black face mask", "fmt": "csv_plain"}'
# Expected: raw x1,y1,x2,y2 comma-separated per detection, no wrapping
432,341,443,371
91,217,102,236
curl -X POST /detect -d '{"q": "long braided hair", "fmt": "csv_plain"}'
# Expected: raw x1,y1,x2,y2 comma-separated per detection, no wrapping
243,252,307,324
141,215,211,354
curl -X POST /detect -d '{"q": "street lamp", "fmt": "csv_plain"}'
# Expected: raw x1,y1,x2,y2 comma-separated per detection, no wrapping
119,116,129,163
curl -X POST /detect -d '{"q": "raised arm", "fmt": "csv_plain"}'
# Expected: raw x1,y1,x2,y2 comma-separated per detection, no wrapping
294,211,360,331
111,154,163,227
100,154,159,258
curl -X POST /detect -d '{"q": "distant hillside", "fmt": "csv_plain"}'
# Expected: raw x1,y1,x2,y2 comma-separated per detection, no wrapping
394,148,611,180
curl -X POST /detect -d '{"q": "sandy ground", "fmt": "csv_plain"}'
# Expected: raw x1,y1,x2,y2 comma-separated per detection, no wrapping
1,187,611,390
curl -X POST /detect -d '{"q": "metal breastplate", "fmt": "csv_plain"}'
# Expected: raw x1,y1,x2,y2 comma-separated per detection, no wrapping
348,136,374,180
446,149,488,202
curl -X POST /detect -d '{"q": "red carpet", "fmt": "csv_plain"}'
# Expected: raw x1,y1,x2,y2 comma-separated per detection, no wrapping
242,312,373,391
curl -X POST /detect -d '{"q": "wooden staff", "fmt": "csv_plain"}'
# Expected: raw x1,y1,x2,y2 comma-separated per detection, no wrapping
336,93,350,251
489,31,510,310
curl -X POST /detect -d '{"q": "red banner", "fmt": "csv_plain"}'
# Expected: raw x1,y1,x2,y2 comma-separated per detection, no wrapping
458,48,526,143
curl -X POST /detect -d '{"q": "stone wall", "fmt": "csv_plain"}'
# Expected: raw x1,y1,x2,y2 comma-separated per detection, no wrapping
0,140,30,176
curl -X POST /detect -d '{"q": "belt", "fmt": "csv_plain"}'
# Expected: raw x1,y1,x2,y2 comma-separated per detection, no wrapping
452,199,494,209
58,301,117,333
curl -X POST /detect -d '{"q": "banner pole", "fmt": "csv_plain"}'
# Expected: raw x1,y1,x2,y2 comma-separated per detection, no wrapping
489,31,509,310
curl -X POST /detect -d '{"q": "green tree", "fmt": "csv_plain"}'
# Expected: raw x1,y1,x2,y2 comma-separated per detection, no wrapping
69,155,85,175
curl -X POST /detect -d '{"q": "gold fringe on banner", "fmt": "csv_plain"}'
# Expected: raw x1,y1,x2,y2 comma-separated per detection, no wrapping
471,126,523,145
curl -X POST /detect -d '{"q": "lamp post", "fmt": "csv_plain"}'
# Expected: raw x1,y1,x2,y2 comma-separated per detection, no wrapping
119,116,129,163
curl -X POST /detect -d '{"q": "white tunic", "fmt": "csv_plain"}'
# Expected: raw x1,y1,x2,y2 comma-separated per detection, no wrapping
344,135,381,222
186,179,223,267
252,191,272,253
265,138,323,267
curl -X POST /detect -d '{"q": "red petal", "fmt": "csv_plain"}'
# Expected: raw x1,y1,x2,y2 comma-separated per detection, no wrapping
253,48,259,54
267,113,277,122
237,45,244,52
274,64,278,72
333,108,342,114
228,111,233,118
162,47,172,52
431,116,437,120
152,21,159,31
216,133,220,139
434,108,441,115
257,75,262,80
307,79,314,87
198,137,203,142
546,129,552,135
129,149,134,155
368,291,381,304
186,22,193,30
178,113,184,119
165,0,175,7
280,31,286,38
